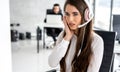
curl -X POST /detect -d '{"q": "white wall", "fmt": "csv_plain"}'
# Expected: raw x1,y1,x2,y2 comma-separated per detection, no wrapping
10,0,65,33
0,0,12,72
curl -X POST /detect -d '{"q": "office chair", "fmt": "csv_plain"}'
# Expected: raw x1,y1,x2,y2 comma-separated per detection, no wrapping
46,9,62,15
47,9,53,14
11,30,18,42
36,26,42,40
95,30,116,72
26,32,31,39
19,33,25,40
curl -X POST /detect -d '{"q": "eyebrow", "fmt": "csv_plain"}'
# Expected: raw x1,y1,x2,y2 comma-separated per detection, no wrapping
65,11,79,14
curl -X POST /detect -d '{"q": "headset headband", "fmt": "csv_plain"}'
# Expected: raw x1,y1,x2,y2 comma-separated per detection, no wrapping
78,0,94,28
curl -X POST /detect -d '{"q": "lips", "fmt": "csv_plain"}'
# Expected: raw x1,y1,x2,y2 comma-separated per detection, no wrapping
69,23,75,27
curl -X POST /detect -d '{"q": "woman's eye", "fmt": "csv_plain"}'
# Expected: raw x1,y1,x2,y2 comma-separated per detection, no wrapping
64,12,69,16
73,12,78,16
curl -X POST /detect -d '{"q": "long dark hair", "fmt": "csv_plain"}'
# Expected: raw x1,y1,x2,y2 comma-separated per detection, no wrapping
60,0,93,72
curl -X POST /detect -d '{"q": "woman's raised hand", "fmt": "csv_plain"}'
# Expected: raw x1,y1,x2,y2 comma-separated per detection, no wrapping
63,16,74,41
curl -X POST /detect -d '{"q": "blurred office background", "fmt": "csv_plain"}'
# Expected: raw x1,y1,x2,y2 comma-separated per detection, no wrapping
9,0,120,72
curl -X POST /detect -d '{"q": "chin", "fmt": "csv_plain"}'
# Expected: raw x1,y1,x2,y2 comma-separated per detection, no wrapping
70,27,77,30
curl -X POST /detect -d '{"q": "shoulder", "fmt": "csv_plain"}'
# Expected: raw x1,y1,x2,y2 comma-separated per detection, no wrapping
92,32,103,43
92,32,104,49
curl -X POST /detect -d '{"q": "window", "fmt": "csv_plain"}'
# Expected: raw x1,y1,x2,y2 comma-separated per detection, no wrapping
112,0,120,14
94,0,111,31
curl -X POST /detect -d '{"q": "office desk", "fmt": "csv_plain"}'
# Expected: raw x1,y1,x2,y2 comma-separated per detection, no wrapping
114,42,120,54
43,23,64,48
113,42,120,72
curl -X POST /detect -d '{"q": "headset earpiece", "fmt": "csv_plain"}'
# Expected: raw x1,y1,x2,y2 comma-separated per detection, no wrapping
78,0,94,28
84,8,90,21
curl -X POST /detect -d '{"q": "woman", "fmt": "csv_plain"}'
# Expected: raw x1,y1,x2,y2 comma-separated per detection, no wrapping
48,0,104,72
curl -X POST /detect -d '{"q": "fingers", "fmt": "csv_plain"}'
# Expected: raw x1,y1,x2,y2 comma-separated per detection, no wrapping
63,16,74,41
63,16,70,30
63,16,67,27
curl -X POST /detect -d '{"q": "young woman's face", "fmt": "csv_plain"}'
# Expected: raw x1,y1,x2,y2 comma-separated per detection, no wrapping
64,4,82,30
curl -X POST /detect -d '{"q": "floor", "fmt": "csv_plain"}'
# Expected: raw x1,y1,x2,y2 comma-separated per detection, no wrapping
11,39,55,72
11,38,120,72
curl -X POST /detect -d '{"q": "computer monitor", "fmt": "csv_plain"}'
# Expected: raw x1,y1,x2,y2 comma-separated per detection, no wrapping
46,14,62,24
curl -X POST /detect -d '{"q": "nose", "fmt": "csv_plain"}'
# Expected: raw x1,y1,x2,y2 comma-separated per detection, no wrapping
68,15,73,22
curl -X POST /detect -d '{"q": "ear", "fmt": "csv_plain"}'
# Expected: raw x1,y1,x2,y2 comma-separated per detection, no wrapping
84,8,90,21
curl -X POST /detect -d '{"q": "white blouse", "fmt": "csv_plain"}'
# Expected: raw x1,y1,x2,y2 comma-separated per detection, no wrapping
48,31,104,72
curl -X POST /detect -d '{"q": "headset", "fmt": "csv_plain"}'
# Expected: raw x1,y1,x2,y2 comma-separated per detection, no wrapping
78,0,94,28
77,0,94,56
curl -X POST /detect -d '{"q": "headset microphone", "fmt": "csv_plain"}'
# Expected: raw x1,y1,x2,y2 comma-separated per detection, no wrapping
78,0,94,28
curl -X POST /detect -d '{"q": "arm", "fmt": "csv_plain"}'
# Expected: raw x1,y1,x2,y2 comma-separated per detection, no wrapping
48,16,74,67
48,31,70,67
87,33,104,72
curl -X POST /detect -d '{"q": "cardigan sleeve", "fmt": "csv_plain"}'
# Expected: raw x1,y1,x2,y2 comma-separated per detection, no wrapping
87,33,104,72
48,31,70,67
